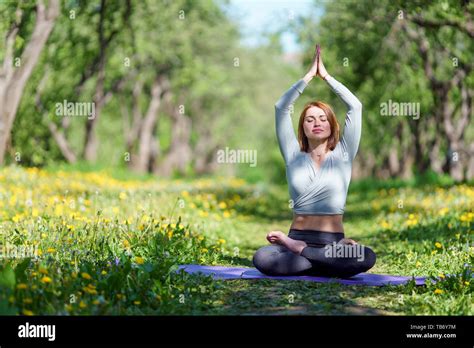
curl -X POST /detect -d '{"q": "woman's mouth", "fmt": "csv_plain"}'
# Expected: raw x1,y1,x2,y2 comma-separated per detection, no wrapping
312,129,323,134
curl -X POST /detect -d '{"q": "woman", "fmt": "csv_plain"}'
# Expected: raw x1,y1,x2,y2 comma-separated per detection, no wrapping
252,44,376,278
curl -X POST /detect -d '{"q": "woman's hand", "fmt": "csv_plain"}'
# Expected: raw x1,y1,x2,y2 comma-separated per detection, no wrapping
316,45,329,80
306,44,319,78
338,238,358,245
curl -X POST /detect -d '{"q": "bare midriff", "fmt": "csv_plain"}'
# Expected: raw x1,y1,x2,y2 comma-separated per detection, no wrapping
290,213,344,233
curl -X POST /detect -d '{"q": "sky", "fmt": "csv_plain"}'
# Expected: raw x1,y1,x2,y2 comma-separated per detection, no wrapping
222,0,320,53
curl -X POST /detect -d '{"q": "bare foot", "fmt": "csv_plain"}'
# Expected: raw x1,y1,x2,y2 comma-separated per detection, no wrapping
266,231,307,255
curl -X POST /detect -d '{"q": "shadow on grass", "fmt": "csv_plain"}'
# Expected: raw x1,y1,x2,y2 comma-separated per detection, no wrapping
208,279,405,315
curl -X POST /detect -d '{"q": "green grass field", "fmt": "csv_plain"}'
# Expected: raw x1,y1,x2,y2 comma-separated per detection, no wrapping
0,166,472,315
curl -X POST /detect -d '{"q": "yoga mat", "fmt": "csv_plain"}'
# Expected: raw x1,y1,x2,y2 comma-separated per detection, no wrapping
176,264,430,286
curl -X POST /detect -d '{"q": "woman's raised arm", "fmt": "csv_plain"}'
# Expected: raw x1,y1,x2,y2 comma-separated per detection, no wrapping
318,46,362,161
274,46,318,164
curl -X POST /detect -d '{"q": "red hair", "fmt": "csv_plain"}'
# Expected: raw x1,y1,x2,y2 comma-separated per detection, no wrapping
297,101,340,152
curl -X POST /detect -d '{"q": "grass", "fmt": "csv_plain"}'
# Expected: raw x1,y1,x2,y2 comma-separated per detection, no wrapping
0,164,472,315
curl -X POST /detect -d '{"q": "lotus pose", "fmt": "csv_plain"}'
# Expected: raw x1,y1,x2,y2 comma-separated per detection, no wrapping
252,44,376,278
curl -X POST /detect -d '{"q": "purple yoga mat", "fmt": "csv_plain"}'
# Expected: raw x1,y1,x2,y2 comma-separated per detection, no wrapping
177,264,429,286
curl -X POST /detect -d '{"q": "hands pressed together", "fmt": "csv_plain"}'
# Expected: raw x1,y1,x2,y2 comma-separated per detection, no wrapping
306,43,330,80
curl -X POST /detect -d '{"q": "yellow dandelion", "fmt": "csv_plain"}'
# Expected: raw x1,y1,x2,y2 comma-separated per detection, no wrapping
119,192,128,200
93,300,100,305
101,270,107,275
23,298,33,304
223,211,231,218
464,281,470,286
46,248,56,253
135,256,145,265
38,267,48,275
218,201,227,209
41,276,52,284
201,248,208,253
415,261,422,267
217,239,226,244
123,240,130,248
79,301,87,309
81,272,92,280
22,309,34,316
434,289,444,294
435,242,442,249
133,300,141,305
439,273,445,279
16,283,28,290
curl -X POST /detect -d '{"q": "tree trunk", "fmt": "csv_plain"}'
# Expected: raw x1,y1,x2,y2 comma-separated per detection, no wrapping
154,98,193,177
0,0,60,164
132,76,167,173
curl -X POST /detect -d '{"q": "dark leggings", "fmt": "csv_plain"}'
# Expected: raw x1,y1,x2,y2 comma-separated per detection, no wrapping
252,229,376,278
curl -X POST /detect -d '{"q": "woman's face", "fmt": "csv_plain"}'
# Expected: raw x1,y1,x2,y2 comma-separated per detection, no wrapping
303,106,331,142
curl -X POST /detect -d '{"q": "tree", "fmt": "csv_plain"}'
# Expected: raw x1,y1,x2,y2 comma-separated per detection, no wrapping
0,0,60,165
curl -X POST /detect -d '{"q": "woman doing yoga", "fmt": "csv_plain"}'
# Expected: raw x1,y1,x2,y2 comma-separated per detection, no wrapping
252,44,376,278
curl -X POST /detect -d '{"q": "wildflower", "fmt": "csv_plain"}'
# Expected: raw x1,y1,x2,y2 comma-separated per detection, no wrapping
81,272,92,280
201,248,208,253
217,239,226,244
79,301,87,309
38,267,48,275
46,248,56,253
438,207,449,216
218,202,227,209
439,273,445,279
435,242,442,249
41,276,52,284
135,256,145,265
133,300,141,305
22,309,34,316
434,289,444,294
93,300,100,305
119,192,127,200
416,261,422,267
123,240,130,248
464,281,470,286
16,283,28,290
101,270,107,275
